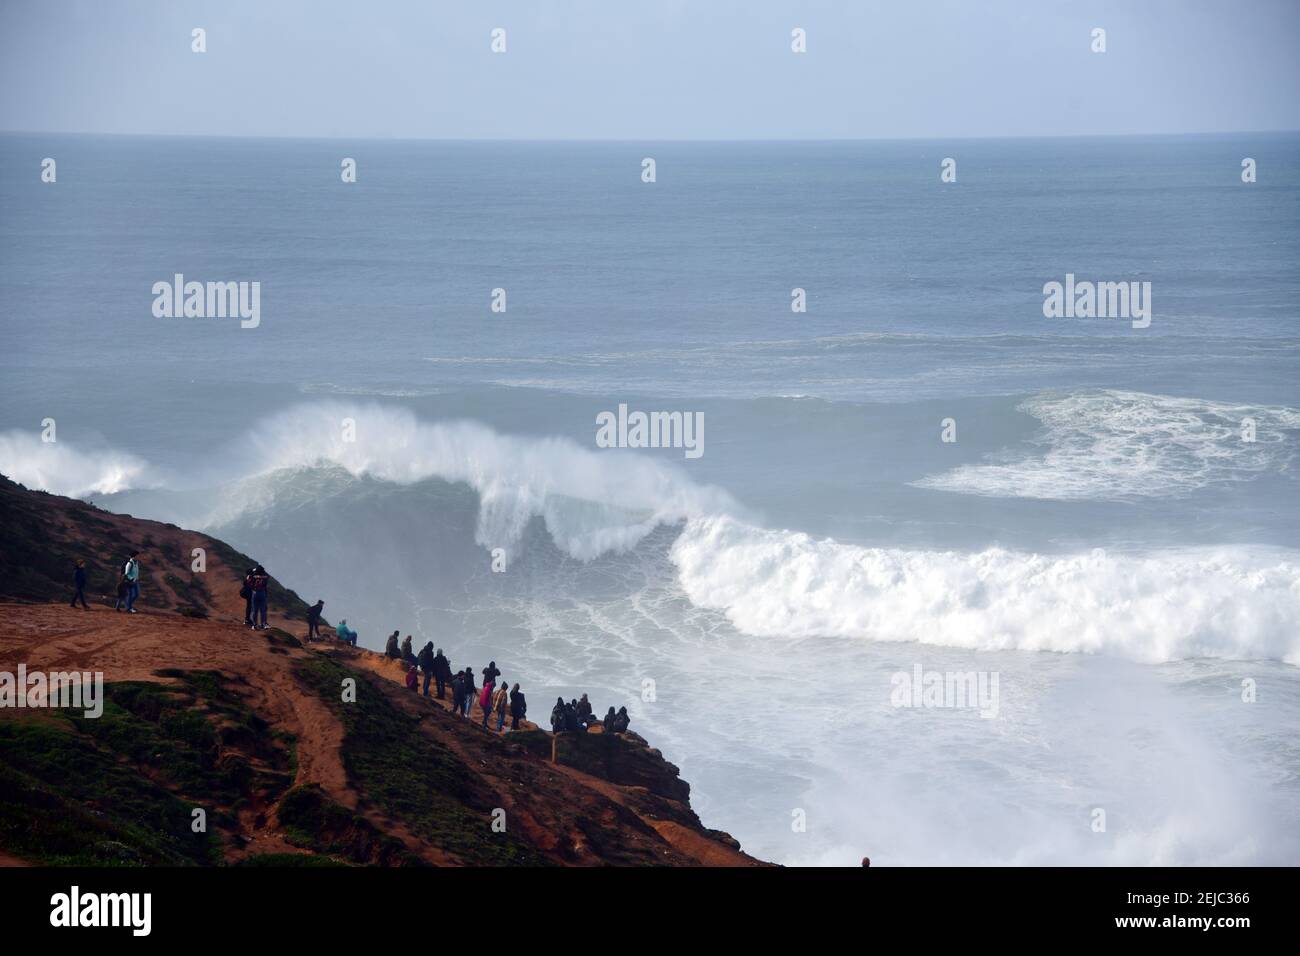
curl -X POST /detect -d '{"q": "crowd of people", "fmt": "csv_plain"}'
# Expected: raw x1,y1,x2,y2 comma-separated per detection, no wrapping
65,551,142,612
70,556,630,740
336,614,629,738
550,695,631,735
383,635,528,730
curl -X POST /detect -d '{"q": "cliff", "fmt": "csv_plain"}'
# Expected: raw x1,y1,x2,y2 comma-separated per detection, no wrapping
0,476,765,867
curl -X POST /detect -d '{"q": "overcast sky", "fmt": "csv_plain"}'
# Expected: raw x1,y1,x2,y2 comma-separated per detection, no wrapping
2,0,1297,140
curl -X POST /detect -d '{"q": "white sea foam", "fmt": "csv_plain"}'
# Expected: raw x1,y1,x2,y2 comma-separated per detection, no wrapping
0,430,151,497
913,389,1300,500
670,514,1300,664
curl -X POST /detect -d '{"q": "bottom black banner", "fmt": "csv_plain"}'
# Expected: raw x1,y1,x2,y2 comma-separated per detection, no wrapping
0,866,1286,942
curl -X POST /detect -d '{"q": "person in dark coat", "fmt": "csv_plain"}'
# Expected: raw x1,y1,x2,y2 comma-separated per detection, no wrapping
550,697,566,734
417,641,435,697
461,668,477,717
305,600,325,641
241,567,256,625
613,706,631,734
70,559,90,610
509,684,526,730
602,707,617,732
451,670,467,716
432,648,450,699
385,631,401,659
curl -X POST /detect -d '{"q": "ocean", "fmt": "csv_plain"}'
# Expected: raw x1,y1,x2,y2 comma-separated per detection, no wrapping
2,131,1298,865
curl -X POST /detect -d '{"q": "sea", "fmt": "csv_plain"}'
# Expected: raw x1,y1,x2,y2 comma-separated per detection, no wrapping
2,131,1298,864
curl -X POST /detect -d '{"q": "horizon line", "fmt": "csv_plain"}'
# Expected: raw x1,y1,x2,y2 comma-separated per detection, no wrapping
3,127,1298,144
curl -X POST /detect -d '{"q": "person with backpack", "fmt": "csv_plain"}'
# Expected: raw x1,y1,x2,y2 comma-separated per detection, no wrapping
509,683,526,730
70,559,89,610
122,551,141,613
248,565,270,629
492,681,510,732
305,599,325,641
385,631,401,659
432,648,450,699
417,641,436,697
451,670,467,717
240,567,256,625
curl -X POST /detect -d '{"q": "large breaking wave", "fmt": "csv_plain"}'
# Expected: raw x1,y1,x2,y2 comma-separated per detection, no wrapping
6,398,1300,664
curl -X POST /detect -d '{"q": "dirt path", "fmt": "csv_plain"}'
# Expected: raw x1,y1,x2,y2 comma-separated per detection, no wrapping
0,603,354,810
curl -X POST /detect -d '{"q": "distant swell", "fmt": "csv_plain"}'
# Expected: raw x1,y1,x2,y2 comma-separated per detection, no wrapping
913,389,1300,500
671,515,1300,664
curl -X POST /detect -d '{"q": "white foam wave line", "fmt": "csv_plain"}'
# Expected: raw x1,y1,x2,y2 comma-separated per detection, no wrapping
671,515,1300,664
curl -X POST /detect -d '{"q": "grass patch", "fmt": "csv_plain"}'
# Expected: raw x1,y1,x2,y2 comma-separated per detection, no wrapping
293,656,549,866
277,785,420,866
0,670,296,866
0,717,220,865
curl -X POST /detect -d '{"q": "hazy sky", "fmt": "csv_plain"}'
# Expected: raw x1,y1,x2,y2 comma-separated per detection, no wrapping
2,0,1297,140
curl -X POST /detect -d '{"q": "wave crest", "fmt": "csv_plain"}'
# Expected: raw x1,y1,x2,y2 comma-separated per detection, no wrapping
225,402,739,560
671,515,1300,663
0,430,151,497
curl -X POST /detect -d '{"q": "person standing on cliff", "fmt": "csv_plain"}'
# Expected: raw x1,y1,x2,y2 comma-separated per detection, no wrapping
550,697,566,734
433,648,450,699
305,599,325,641
70,559,90,610
240,567,256,625
509,683,525,730
461,667,477,717
451,670,467,716
122,551,141,613
418,641,435,696
492,680,510,731
249,565,270,629
478,679,495,727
